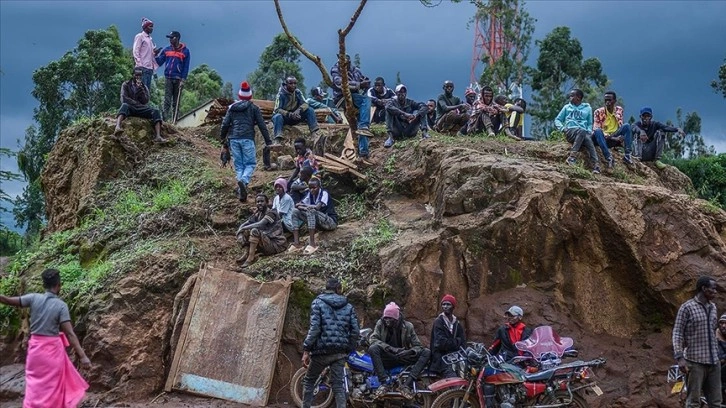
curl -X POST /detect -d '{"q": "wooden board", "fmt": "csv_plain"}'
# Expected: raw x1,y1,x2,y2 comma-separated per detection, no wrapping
165,265,291,406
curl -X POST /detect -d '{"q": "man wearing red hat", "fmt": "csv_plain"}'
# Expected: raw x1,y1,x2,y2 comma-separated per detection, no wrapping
220,81,276,201
368,302,431,400
430,294,466,378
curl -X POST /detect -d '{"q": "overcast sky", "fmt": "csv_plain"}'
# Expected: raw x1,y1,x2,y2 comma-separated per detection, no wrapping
1,0,725,231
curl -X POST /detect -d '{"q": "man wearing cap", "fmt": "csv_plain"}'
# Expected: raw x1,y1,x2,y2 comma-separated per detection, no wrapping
554,88,601,174
220,81,276,202
155,30,190,122
489,305,533,362
430,294,466,378
132,17,160,91
368,77,395,124
330,54,373,158
673,276,721,408
592,90,633,166
272,76,321,146
383,84,430,148
368,302,431,400
306,87,342,125
302,278,360,408
235,193,287,268
114,67,166,143
632,106,684,169
434,81,469,134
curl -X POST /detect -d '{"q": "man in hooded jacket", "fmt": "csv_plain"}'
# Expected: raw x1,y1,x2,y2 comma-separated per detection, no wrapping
302,278,360,408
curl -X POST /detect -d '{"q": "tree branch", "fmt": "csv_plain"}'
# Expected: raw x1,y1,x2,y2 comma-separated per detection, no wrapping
273,0,333,86
340,0,368,37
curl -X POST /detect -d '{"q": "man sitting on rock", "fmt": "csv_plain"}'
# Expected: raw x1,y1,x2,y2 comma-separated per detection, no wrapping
114,67,166,143
287,138,318,192
467,86,502,137
288,165,315,204
384,84,429,148
592,90,630,167
425,99,437,130
306,87,343,125
330,54,373,158
456,89,477,136
272,76,321,145
495,95,524,141
368,302,431,400
632,106,684,169
368,77,395,124
288,177,337,255
235,193,288,268
434,80,469,134
554,88,601,174
272,178,295,233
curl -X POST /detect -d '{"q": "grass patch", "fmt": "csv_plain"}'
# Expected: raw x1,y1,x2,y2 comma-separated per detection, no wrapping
559,163,594,180
336,194,368,223
384,154,397,174
349,219,398,261
152,180,190,211
611,167,645,185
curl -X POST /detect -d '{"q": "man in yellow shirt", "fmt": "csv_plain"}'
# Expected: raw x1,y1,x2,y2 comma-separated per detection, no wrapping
593,91,634,166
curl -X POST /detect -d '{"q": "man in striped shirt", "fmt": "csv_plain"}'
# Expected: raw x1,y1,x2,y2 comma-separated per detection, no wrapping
673,276,722,407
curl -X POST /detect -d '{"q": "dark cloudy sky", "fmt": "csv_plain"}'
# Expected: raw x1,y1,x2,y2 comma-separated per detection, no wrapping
1,0,725,230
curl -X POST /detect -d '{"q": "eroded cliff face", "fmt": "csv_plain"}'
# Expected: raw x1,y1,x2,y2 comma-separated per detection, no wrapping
12,120,726,407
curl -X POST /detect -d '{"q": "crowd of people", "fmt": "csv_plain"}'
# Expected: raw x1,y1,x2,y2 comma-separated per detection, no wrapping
301,278,533,405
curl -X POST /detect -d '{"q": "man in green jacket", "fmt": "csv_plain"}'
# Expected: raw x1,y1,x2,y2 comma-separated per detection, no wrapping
368,302,431,400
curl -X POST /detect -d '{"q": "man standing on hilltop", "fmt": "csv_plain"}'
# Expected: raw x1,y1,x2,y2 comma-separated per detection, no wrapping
554,88,602,174
132,17,160,91
155,30,190,122
220,81,278,202
673,276,722,408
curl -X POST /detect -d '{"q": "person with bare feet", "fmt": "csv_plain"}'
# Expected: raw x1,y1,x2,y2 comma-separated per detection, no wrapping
287,177,337,255
115,67,166,143
235,193,287,268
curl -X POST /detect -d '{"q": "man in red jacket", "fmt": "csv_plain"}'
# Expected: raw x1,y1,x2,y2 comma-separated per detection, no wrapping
489,305,532,361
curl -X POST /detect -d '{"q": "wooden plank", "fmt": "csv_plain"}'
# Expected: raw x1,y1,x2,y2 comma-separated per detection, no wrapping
321,166,348,175
166,265,291,406
347,167,368,180
324,153,359,170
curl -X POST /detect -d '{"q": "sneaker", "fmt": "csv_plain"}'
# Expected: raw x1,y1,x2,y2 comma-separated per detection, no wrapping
237,181,247,202
384,136,394,148
357,128,374,137
421,130,430,139
655,160,667,169
398,384,415,400
565,156,577,166
487,129,496,138
623,154,633,165
606,156,615,169
592,166,601,175
374,384,389,399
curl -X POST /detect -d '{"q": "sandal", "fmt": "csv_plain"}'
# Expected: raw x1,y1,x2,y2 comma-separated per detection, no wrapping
303,245,319,255
287,244,304,253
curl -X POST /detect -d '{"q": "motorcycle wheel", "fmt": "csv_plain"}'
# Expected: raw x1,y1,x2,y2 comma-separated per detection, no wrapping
430,389,481,408
291,367,335,408
541,391,589,408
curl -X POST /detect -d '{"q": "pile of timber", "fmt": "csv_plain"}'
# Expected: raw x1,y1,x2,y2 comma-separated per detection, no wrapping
316,153,367,180
205,98,329,124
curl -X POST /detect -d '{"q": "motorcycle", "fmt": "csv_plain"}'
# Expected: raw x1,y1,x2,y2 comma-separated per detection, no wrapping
291,328,437,408
428,340,605,408
666,364,725,407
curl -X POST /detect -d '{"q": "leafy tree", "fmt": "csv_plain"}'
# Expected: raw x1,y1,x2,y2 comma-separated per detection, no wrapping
354,53,362,69
476,0,536,94
0,228,24,256
222,81,234,100
0,148,22,210
529,27,607,138
150,64,225,118
663,109,714,160
14,26,131,234
669,154,726,209
248,33,306,100
711,57,726,98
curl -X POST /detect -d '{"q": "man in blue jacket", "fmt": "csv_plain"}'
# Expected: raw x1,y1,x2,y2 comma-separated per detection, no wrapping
272,76,321,144
155,31,190,122
220,81,277,202
302,278,360,408
554,88,601,174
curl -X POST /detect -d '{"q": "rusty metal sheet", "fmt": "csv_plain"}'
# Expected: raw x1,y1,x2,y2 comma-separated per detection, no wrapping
166,264,291,406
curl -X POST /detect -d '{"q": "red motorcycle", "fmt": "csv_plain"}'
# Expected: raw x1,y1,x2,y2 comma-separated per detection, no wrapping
428,340,605,408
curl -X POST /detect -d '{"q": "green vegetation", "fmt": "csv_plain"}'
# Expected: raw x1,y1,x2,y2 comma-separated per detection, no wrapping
349,219,398,262
335,194,368,223
248,33,306,100
558,163,594,180
667,153,726,209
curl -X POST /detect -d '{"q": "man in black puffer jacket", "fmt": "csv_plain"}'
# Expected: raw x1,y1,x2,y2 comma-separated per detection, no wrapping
302,278,360,408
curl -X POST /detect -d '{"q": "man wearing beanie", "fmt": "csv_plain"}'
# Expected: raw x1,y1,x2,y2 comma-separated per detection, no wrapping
220,81,277,201
368,302,431,400
271,177,295,233
302,278,360,408
430,294,466,378
489,305,532,361
132,17,159,91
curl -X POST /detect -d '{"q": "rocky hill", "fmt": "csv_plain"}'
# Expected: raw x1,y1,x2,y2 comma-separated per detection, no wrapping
1,116,725,407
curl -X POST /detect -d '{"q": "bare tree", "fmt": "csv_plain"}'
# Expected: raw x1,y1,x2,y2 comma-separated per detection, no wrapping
274,0,368,129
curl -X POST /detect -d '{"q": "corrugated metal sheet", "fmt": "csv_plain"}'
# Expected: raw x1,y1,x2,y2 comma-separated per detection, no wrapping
166,264,291,406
